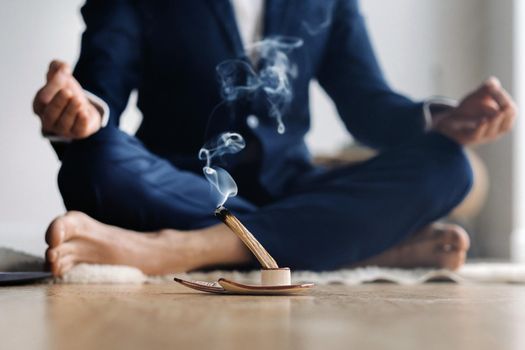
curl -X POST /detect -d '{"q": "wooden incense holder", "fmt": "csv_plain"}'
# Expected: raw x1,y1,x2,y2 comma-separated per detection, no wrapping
174,206,314,295
174,276,314,295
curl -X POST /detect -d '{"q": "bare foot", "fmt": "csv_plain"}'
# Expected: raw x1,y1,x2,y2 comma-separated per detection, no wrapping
353,223,470,270
45,211,251,277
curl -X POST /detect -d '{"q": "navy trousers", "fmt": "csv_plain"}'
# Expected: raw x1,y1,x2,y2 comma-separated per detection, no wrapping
57,127,472,271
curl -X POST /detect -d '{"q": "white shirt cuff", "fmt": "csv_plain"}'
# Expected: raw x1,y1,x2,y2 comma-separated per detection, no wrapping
422,97,458,131
84,90,109,127
43,90,109,143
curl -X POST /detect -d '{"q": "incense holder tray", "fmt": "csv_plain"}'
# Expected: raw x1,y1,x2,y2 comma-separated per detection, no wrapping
174,277,314,295
174,268,314,295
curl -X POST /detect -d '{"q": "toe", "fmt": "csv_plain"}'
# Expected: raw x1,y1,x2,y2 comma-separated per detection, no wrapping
436,249,467,271
432,224,469,270
46,242,77,263
450,225,470,251
45,215,67,247
445,225,470,252
50,258,61,276
57,255,77,277
45,212,82,247
46,247,59,263
431,223,470,251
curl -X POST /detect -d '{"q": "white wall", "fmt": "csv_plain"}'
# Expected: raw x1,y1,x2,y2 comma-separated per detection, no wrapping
473,0,517,259
0,1,85,255
0,0,496,257
307,0,486,153
512,0,525,262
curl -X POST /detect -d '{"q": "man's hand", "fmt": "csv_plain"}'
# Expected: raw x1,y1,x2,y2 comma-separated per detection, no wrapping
33,60,102,139
433,77,518,145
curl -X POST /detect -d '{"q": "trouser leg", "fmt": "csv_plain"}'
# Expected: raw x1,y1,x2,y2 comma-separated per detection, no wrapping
238,133,473,270
57,129,472,271
57,127,256,231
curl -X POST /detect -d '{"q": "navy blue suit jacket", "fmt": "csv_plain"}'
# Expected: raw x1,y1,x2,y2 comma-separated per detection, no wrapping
73,0,426,199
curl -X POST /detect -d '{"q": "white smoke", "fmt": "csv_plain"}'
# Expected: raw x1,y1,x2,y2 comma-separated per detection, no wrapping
301,3,335,36
199,36,304,207
216,35,303,134
198,132,246,207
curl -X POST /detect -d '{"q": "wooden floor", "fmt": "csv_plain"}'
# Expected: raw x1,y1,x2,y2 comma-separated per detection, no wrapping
1,283,525,350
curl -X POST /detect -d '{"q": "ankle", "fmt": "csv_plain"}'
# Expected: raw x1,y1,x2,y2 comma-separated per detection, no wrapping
155,225,253,271
155,229,209,271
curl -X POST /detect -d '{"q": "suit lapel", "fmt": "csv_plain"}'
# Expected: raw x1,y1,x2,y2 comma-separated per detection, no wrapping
205,0,245,56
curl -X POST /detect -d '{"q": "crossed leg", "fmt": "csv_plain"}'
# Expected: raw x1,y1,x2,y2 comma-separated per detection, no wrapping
46,212,469,276
45,211,251,276
46,128,473,275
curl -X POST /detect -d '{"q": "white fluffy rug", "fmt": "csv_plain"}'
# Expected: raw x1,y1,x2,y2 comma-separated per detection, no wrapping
2,247,525,285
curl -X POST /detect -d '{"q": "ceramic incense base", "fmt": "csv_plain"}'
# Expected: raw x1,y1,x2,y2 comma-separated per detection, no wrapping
261,268,291,286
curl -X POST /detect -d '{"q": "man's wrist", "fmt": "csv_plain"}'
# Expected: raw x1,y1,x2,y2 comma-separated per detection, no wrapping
84,90,109,127
423,97,459,131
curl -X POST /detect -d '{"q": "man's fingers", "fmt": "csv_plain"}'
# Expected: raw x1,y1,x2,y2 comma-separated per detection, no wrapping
47,60,71,82
499,107,517,133
33,61,69,115
473,121,490,143
482,77,512,110
33,87,47,115
444,77,518,145
54,97,83,136
70,109,96,139
33,59,102,140
35,61,73,112
480,96,500,115
33,60,87,122
484,113,506,140
499,114,514,134
70,112,89,138
490,85,518,134
465,119,490,144
36,71,69,109
41,89,73,130
478,78,517,137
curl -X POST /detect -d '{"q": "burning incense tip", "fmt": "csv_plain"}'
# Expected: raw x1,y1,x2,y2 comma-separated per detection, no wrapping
214,205,230,221
214,206,279,269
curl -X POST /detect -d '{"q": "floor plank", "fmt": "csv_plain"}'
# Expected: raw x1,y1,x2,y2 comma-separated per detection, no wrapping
1,283,524,350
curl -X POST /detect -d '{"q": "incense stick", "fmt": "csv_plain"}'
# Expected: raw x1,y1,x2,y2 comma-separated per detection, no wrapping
215,206,279,269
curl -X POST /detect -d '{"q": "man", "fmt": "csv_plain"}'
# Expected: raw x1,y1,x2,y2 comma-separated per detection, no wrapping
33,0,516,276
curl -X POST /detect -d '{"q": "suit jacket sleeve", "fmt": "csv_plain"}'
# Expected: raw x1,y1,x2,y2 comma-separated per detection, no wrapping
73,0,143,127
316,0,425,150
